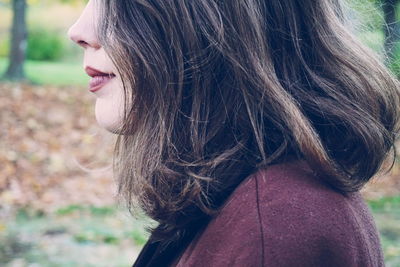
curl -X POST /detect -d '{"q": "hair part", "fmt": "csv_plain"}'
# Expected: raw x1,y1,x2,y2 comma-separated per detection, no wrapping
97,0,400,241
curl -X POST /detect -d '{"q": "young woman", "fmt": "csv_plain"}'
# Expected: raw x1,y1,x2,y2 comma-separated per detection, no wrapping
68,0,400,266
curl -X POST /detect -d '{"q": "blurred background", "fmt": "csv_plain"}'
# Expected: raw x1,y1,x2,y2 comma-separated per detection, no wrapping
0,0,399,266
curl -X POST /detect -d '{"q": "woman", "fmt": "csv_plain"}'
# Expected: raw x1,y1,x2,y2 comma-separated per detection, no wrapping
68,0,400,266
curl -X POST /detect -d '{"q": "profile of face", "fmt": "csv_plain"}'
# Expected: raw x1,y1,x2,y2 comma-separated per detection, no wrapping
67,0,124,133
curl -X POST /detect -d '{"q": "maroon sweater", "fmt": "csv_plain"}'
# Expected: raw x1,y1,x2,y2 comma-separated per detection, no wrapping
134,160,384,266
173,160,384,266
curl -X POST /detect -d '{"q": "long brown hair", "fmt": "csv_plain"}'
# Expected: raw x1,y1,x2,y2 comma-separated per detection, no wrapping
97,0,400,241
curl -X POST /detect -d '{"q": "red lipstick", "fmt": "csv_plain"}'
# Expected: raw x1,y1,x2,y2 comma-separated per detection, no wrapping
85,66,115,93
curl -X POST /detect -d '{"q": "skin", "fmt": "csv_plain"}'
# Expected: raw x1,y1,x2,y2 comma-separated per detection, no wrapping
67,0,124,133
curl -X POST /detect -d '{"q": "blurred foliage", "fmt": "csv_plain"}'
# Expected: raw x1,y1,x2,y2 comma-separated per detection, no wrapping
27,27,64,61
369,195,400,211
0,205,150,266
346,0,385,32
0,0,86,5
0,0,86,64
369,196,400,265
0,36,8,58
389,43,400,76
0,58,87,85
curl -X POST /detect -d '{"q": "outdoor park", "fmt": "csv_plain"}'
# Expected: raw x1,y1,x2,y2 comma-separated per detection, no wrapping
0,0,399,266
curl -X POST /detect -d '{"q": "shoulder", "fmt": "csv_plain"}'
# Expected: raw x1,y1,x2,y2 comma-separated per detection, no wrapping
220,160,361,239
176,160,384,267
255,159,356,227
253,160,379,266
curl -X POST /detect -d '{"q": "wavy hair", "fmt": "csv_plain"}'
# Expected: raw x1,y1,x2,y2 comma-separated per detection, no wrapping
97,0,400,241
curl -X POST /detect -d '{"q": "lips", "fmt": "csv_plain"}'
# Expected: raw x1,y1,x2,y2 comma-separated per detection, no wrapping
85,66,116,93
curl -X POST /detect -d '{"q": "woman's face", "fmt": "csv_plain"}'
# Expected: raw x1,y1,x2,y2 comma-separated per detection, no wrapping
68,0,124,133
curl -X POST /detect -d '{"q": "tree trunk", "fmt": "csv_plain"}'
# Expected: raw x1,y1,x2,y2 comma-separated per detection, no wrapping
383,0,400,60
4,0,27,81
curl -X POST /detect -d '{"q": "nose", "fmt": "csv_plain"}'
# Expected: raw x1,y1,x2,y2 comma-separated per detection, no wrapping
68,25,90,48
67,0,100,49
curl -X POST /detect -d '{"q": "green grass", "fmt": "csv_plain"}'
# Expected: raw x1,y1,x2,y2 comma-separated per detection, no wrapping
0,205,151,267
0,57,88,86
368,196,400,266
0,199,399,266
368,196,400,212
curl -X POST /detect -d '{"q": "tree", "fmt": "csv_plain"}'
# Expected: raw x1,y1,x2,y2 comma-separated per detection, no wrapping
3,0,27,81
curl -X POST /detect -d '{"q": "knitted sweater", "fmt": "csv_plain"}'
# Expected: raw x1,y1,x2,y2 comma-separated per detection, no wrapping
134,160,384,267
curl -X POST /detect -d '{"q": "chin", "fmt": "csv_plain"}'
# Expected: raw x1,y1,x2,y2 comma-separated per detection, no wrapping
95,100,124,134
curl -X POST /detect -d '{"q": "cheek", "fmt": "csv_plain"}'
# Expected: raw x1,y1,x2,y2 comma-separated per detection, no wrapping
94,78,125,133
